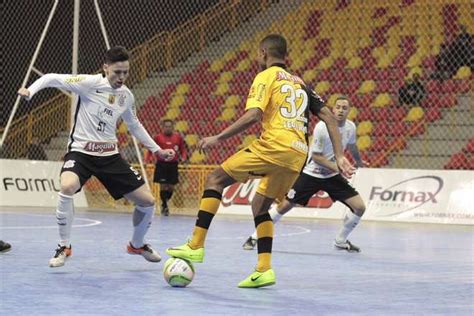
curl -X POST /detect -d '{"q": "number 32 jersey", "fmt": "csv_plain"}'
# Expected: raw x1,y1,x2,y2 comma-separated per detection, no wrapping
26,74,160,157
245,64,325,172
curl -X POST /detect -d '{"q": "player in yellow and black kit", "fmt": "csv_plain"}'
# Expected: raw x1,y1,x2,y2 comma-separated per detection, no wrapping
167,34,355,288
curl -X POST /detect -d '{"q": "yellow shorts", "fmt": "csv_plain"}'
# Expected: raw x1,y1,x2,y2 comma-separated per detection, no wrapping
221,149,300,200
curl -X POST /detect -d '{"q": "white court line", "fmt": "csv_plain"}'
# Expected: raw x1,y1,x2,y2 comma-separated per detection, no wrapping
0,213,102,229
205,225,311,241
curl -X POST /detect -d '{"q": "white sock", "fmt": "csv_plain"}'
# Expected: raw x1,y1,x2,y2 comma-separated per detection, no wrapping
336,211,361,242
250,206,283,240
131,205,155,248
56,192,74,247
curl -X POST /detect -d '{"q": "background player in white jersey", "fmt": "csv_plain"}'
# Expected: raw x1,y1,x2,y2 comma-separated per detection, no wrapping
17,46,175,267
243,96,368,252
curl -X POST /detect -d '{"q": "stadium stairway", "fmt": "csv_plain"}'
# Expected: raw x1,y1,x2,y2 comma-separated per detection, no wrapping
131,0,304,108
390,95,474,169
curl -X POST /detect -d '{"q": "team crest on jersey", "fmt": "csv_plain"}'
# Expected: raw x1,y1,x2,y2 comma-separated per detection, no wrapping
63,160,76,169
108,94,116,104
118,94,126,106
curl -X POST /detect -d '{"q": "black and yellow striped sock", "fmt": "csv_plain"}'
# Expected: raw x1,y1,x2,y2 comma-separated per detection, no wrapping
254,212,273,272
189,189,221,249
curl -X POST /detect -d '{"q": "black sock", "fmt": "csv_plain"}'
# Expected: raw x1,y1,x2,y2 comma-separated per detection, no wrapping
160,190,168,208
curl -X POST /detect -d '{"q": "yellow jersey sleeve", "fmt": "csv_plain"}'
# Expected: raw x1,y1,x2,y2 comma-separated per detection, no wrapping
245,71,273,112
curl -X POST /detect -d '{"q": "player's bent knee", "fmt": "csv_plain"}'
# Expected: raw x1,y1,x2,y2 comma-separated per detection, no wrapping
138,196,155,208
60,183,78,196
353,204,366,216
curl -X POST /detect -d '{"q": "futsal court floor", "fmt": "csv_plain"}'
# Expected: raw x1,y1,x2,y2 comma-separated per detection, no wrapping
1,207,473,315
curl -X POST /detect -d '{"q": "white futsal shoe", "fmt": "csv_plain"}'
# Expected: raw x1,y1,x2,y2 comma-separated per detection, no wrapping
49,244,72,267
334,239,361,252
127,242,161,262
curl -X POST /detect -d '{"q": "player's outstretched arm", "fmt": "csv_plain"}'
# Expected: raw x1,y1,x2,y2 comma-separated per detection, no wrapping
311,152,339,173
347,143,369,168
18,74,96,101
197,108,262,152
317,107,355,178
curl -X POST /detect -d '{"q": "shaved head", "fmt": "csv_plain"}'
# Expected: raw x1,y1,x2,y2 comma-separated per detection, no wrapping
260,34,287,59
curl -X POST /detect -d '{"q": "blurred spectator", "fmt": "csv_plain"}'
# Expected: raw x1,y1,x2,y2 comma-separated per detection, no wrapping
450,25,473,71
398,73,425,108
432,44,451,80
433,25,473,80
27,137,48,161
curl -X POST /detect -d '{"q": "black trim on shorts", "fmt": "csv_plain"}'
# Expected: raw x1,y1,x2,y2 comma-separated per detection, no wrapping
286,173,359,206
61,151,145,200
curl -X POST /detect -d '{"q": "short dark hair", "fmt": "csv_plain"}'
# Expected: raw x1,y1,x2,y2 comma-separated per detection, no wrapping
334,95,351,106
162,119,174,125
260,34,287,59
105,46,129,64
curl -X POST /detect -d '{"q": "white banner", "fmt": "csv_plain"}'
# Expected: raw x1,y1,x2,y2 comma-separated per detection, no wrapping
0,159,88,208
218,168,474,225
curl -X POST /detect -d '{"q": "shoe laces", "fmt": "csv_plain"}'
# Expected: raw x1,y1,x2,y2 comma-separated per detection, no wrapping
53,245,67,258
142,244,153,253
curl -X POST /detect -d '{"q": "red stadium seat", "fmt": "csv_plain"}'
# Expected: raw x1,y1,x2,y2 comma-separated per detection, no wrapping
441,80,456,93
389,121,408,137
392,107,407,121
464,138,474,154
440,94,457,108
376,80,391,93
371,136,389,151
445,153,468,169
423,94,442,108
426,80,441,94
455,79,471,94
424,108,442,122
372,108,391,122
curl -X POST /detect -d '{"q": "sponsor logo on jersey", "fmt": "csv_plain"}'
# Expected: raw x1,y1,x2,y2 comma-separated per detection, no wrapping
108,94,116,104
84,142,117,153
64,76,86,83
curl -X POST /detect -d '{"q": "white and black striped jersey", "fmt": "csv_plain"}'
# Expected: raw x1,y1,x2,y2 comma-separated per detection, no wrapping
27,74,160,157
303,120,356,179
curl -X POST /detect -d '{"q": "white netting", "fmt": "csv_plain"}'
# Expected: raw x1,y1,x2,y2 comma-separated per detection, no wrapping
2,0,472,211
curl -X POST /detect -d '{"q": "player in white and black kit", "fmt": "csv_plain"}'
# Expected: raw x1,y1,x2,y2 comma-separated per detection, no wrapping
18,46,175,267
243,96,368,252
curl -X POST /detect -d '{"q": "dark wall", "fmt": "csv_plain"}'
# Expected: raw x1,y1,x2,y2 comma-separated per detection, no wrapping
1,0,219,126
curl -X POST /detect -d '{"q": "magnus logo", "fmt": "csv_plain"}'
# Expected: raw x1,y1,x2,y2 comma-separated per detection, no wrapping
84,142,116,154
369,176,443,216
